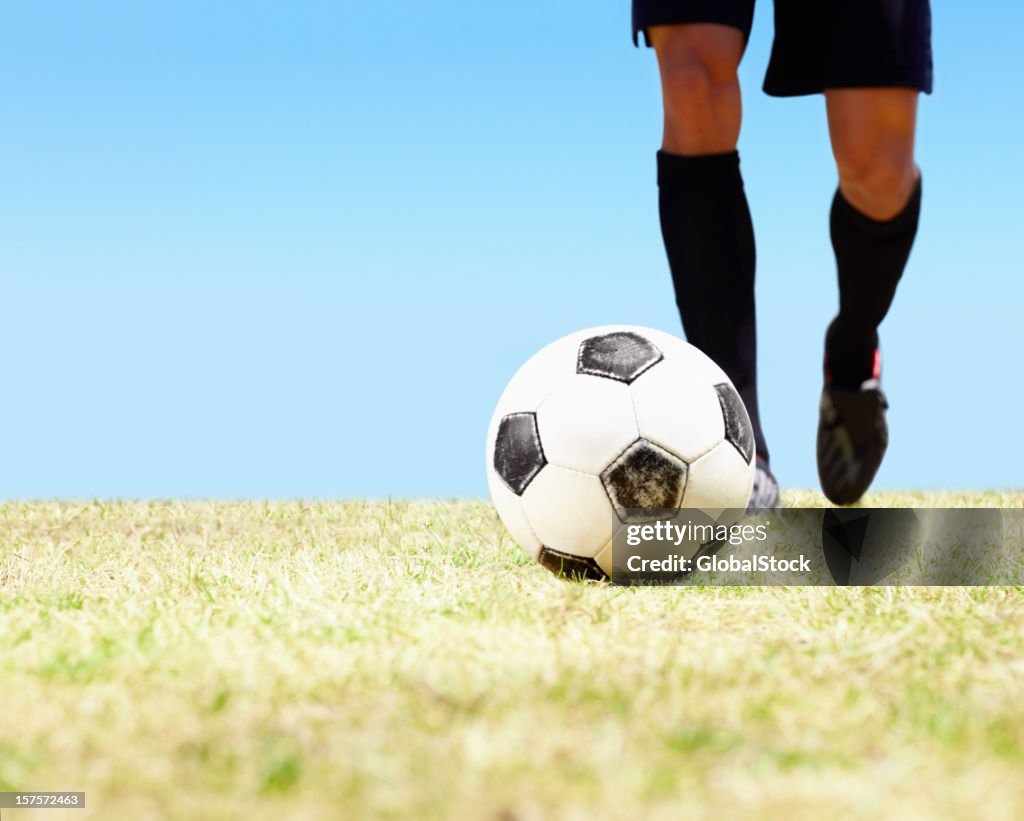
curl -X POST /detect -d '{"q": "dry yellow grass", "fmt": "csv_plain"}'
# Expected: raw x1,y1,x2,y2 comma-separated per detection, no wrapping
0,496,1022,820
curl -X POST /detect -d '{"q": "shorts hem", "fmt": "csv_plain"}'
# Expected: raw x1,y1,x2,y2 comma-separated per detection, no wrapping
632,5,754,47
633,20,751,48
763,73,934,97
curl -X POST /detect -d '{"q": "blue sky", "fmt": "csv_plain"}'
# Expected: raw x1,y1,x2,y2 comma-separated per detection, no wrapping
1,1,1020,498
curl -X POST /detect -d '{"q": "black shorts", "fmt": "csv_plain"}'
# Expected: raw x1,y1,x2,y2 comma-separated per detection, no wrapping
632,0,933,96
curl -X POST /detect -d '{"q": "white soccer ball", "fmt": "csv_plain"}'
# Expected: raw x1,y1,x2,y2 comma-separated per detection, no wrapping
486,325,756,580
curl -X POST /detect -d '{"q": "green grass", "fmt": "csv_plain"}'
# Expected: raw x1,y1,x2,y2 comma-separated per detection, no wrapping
1,494,1023,820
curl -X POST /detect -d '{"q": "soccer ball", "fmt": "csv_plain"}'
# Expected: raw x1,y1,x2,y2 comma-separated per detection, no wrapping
486,325,756,580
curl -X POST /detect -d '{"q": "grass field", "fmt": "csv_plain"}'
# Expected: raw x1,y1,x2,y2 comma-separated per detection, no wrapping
1,493,1023,820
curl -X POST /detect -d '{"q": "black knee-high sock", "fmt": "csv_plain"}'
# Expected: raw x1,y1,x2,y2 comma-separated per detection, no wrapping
826,177,922,388
657,149,768,463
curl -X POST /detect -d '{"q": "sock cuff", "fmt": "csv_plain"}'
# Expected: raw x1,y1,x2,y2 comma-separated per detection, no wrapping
832,174,923,240
657,149,742,190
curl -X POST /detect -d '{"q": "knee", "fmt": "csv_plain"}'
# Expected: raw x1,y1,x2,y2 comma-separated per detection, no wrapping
660,55,731,116
651,26,742,154
834,145,917,220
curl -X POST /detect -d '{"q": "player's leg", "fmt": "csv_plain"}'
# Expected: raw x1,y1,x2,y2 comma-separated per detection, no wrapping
826,88,921,382
639,12,778,509
759,0,932,504
817,88,923,504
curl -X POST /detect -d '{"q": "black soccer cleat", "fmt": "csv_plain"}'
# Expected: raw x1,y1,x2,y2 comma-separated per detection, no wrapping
747,456,780,513
817,351,888,505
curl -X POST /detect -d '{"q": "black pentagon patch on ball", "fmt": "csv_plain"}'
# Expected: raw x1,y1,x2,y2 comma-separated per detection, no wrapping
601,439,687,518
538,547,609,582
715,383,754,464
576,331,663,384
494,412,546,496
